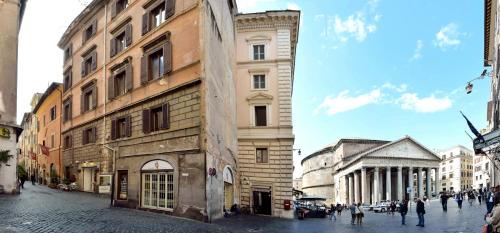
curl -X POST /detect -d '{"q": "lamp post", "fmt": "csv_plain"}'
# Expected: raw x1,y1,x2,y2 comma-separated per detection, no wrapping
465,69,491,94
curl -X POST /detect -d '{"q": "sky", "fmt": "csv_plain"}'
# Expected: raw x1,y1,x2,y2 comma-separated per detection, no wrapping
17,0,490,178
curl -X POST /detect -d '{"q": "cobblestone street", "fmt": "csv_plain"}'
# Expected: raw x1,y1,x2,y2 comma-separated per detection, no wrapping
0,183,488,232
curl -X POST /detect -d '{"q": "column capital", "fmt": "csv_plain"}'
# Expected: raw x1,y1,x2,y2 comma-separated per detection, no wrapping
418,167,423,171
397,166,403,171
361,166,367,171
374,167,379,172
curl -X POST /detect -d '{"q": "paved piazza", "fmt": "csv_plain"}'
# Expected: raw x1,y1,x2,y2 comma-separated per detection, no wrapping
0,183,487,233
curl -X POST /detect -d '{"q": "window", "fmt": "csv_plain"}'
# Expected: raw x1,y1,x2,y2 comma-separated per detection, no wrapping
64,135,72,149
114,71,126,97
253,45,265,60
63,68,72,92
113,0,129,17
82,127,96,145
142,1,174,35
111,116,131,140
81,81,97,113
50,134,55,148
256,148,268,163
486,162,490,171
118,170,128,200
83,19,97,44
150,49,164,80
63,98,72,122
255,106,267,126
110,24,132,57
81,50,97,77
49,106,57,121
142,103,170,134
253,75,265,89
64,43,72,62
43,115,46,126
449,173,453,178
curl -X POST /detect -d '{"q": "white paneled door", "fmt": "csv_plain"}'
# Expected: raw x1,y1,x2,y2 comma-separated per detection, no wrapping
142,172,174,211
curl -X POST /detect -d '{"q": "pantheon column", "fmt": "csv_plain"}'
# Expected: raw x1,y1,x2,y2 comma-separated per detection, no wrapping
386,167,391,201
373,167,379,204
408,167,413,201
354,171,360,204
348,174,354,204
435,167,440,196
426,168,431,198
418,167,423,198
361,167,367,204
397,166,403,201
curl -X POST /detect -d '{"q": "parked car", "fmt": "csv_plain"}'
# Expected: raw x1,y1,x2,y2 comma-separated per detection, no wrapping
295,197,327,219
360,203,373,211
373,202,390,213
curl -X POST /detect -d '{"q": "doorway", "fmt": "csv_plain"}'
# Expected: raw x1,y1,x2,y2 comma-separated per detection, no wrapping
253,190,272,215
82,168,95,192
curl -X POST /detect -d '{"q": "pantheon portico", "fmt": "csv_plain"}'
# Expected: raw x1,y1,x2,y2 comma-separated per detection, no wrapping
301,136,441,205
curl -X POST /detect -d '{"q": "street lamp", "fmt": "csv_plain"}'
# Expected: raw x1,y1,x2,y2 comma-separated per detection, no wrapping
293,149,301,155
466,69,491,94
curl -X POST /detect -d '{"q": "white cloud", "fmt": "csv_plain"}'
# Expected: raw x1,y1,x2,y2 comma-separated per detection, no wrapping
314,89,382,116
287,2,300,10
410,40,424,61
317,1,381,44
434,23,462,50
381,83,407,93
398,93,452,113
236,0,277,13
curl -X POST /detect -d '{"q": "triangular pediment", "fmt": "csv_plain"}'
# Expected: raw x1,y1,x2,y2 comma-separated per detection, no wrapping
361,137,441,161
246,92,273,101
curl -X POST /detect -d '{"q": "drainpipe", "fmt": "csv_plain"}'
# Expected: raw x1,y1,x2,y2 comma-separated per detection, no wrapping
104,145,116,207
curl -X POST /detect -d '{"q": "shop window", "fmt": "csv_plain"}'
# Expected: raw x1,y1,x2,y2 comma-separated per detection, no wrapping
118,170,128,200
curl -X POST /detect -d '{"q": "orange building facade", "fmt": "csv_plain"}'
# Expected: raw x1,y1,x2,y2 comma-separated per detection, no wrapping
33,83,63,185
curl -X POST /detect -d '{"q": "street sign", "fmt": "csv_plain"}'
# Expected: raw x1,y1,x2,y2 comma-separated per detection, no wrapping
406,187,412,194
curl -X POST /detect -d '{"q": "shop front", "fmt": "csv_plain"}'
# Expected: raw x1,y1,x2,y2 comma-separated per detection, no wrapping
79,161,99,193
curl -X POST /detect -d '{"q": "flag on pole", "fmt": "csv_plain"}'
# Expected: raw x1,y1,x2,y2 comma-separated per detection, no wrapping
460,111,484,142
39,144,49,156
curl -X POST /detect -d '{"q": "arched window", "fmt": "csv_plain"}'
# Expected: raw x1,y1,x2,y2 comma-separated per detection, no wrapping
141,160,174,211
223,166,234,210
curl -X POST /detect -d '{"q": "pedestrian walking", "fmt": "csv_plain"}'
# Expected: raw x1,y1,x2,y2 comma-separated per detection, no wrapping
487,189,495,214
350,203,357,225
330,203,336,221
399,200,408,225
336,203,342,216
356,203,364,225
468,190,475,206
30,174,35,185
441,192,450,212
486,192,500,231
390,201,396,216
455,192,463,211
416,198,425,227
479,189,483,205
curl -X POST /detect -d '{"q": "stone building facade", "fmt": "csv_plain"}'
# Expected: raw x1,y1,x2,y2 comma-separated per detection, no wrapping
58,0,238,221
302,137,441,205
438,145,473,192
17,94,42,180
33,83,63,185
0,0,26,194
235,10,300,218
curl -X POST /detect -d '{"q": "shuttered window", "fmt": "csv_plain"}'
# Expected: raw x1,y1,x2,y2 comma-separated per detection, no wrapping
111,0,129,19
142,103,170,134
255,106,267,126
83,19,97,44
81,81,97,113
111,116,131,140
140,33,172,85
108,59,133,100
81,50,97,78
64,43,73,62
110,24,132,58
141,0,175,36
63,97,72,122
256,148,268,163
64,135,72,149
82,127,97,145
63,68,72,92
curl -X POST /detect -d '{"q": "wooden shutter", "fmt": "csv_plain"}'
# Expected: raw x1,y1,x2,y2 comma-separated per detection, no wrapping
163,40,172,75
92,127,97,143
81,60,86,77
91,51,97,71
125,24,132,47
125,116,132,137
80,92,85,114
142,109,150,134
82,130,86,145
69,99,73,119
110,38,116,57
108,73,115,100
68,43,73,58
92,85,97,109
68,71,73,89
140,55,148,85
111,119,117,140
161,103,170,130
142,13,149,36
92,19,98,36
69,135,72,148
126,62,133,91
111,1,117,19
165,0,175,19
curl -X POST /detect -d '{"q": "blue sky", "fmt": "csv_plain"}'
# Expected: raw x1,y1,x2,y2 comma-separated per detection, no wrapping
236,0,490,177
17,1,489,178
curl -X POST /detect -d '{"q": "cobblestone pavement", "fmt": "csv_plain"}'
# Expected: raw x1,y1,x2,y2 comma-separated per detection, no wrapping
0,183,488,232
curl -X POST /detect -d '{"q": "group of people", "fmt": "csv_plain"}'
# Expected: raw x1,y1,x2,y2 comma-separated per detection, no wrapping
328,203,364,224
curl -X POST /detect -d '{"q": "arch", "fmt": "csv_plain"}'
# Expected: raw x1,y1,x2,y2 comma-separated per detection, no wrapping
223,166,234,184
141,159,173,171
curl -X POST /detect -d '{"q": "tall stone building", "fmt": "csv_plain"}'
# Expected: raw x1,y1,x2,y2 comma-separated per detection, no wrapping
58,0,238,221
17,93,42,180
0,0,27,194
235,10,300,218
438,145,473,192
33,83,63,185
